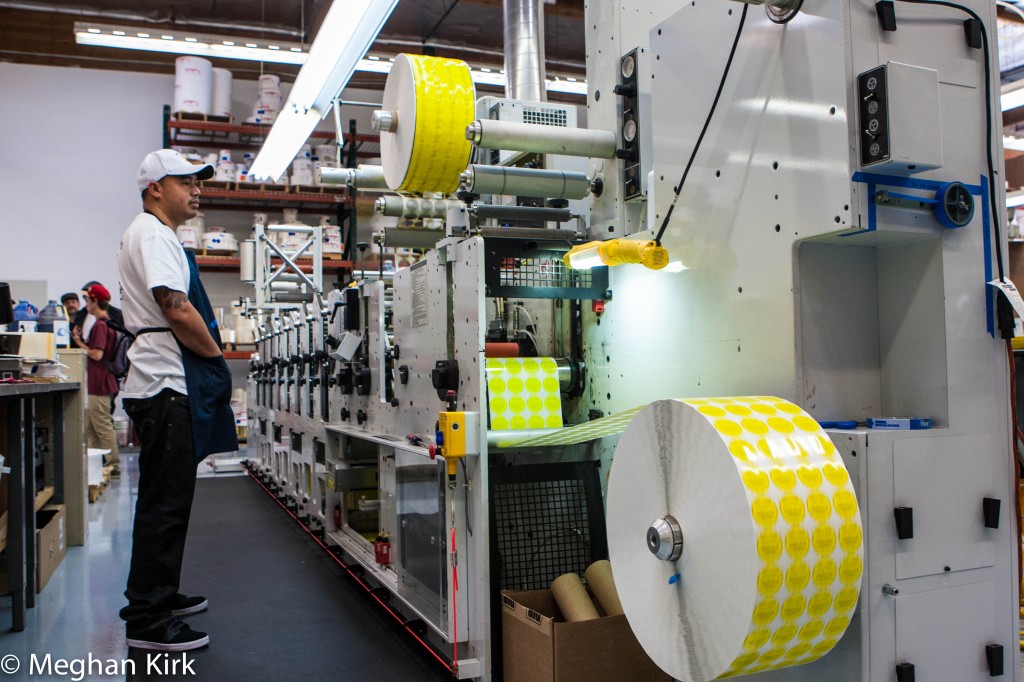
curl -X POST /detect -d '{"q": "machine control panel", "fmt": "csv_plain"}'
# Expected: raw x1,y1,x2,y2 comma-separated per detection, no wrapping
858,65,890,167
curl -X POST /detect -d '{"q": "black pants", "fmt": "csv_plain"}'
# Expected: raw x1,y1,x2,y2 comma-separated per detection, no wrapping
119,388,197,633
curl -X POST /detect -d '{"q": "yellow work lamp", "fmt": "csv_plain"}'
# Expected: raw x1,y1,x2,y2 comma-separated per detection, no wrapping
563,239,670,271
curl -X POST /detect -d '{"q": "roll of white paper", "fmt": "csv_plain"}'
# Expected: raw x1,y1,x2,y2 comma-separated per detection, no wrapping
607,397,862,681
211,67,233,118
173,56,212,115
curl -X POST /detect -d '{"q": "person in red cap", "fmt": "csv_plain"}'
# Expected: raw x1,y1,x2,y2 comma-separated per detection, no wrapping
71,283,120,471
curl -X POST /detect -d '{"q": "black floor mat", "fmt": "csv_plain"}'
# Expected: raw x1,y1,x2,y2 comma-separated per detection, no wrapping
127,475,454,681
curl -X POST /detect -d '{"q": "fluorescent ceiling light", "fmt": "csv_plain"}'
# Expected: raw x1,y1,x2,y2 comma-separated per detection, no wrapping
73,21,589,96
1002,76,1024,111
75,22,307,64
249,0,399,181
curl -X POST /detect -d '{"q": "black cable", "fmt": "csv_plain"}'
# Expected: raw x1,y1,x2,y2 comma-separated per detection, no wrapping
654,4,749,247
894,0,1006,284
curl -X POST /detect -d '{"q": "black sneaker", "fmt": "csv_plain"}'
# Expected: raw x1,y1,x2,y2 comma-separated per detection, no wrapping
126,619,209,652
170,593,208,616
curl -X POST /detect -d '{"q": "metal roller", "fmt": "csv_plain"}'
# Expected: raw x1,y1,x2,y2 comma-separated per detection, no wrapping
472,204,572,223
466,119,617,159
375,196,464,219
460,165,592,200
317,165,390,191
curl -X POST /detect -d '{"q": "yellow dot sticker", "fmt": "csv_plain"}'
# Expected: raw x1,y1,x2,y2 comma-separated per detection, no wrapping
779,494,806,525
543,377,560,393
807,590,834,617
811,560,837,589
506,360,523,374
797,466,824,488
730,440,756,461
757,566,784,596
785,563,810,591
715,419,743,437
770,468,797,491
833,490,858,520
776,402,802,414
780,594,807,622
508,377,525,394
822,463,849,486
838,522,862,553
742,418,769,435
733,651,760,668
523,359,540,373
784,527,810,560
742,469,770,493
752,599,779,625
772,624,798,646
798,620,824,641
546,414,563,428
525,377,541,393
812,525,837,555
510,416,527,429
744,629,772,650
806,492,832,521
785,642,812,660
811,639,838,657
838,556,863,585
751,403,776,415
509,396,526,413
528,415,544,429
490,397,508,413
699,405,727,418
834,587,859,612
792,416,820,432
759,647,787,663
527,396,543,413
751,497,779,528
767,417,795,433
757,531,783,563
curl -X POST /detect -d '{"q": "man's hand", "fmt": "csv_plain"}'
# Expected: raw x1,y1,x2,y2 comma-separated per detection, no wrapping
152,286,223,359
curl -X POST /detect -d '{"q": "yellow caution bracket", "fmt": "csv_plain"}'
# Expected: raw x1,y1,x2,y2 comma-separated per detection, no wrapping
438,411,480,483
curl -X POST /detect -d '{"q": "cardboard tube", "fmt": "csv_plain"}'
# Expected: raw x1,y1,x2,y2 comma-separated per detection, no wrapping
585,560,624,616
551,572,600,622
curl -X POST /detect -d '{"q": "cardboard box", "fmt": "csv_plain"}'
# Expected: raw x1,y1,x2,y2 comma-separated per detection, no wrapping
502,589,670,682
0,504,66,594
36,504,66,592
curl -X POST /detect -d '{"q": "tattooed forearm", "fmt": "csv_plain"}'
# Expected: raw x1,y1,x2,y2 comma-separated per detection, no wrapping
152,286,188,310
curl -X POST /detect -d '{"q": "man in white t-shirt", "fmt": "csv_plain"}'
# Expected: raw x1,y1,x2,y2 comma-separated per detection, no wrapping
117,149,221,652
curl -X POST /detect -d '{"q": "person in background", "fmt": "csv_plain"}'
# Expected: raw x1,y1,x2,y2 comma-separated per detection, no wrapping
71,284,120,474
72,280,123,341
117,149,236,652
60,292,81,318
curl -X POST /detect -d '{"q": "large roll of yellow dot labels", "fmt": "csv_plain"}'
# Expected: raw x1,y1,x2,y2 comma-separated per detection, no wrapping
485,357,563,430
606,397,862,681
379,53,476,194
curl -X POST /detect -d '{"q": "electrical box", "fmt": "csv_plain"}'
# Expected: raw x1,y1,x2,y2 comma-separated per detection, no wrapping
857,62,942,174
476,96,578,166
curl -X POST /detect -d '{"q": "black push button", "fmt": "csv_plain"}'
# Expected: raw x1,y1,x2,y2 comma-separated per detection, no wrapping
894,506,913,540
986,644,1004,676
983,497,1001,529
876,1,897,31
963,18,982,50
896,662,915,682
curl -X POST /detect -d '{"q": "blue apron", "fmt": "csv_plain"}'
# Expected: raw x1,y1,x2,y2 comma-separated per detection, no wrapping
180,251,238,463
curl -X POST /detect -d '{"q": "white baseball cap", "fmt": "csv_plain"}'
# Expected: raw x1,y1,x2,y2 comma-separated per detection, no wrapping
137,149,214,192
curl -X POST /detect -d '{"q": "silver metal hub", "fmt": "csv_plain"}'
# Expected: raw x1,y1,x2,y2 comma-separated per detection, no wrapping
647,515,683,562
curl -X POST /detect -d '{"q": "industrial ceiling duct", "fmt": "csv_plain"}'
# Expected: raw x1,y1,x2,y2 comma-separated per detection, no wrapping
503,0,546,102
